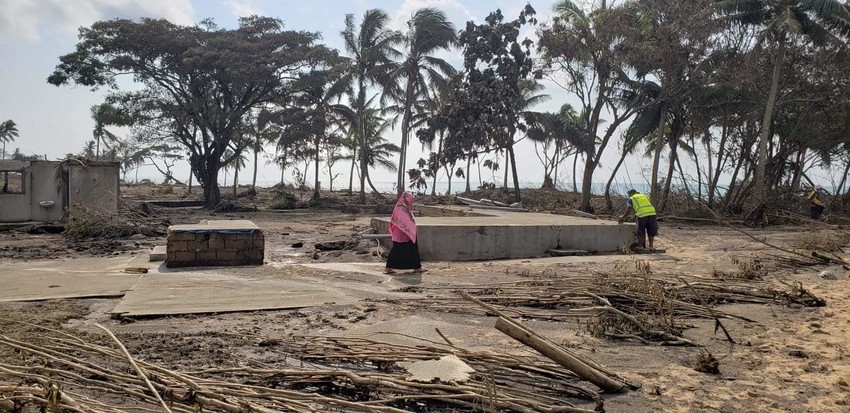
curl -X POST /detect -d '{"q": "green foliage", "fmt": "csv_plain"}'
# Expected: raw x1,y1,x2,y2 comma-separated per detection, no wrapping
49,16,336,207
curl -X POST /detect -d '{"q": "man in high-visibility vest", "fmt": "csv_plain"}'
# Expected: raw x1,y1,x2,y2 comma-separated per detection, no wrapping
807,185,826,220
619,189,658,251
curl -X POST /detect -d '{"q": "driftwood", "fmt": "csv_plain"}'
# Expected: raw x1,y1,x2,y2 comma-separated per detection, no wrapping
494,317,627,393
461,291,635,393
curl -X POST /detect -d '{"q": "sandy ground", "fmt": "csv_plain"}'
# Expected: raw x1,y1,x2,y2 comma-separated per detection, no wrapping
1,188,849,412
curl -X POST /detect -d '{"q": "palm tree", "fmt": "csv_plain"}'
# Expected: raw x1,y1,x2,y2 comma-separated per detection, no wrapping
332,95,399,198
506,80,550,191
221,147,249,196
714,0,850,204
90,103,127,161
526,104,586,189
385,8,457,195
0,120,19,160
338,9,403,203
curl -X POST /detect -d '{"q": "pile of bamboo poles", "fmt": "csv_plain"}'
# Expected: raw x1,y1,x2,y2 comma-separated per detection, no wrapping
393,268,825,345
0,323,604,413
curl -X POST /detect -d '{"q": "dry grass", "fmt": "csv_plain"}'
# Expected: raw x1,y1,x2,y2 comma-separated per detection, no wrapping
713,257,767,280
793,231,849,253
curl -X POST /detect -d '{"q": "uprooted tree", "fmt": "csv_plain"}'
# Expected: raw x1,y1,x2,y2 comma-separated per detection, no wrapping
48,16,336,207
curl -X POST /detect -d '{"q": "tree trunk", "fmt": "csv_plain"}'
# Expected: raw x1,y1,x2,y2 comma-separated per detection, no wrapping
692,135,702,202
790,149,805,191
365,169,383,198
431,134,443,197
709,122,729,207
650,101,667,204
465,156,471,193
397,80,415,196
503,150,510,189
579,154,595,213
348,149,356,194
252,144,260,189
201,157,222,208
313,134,321,200
188,171,193,194
835,159,850,200
659,141,677,213
508,143,521,202
755,35,786,204
96,137,101,161
359,151,367,204
572,152,579,192
446,165,455,196
233,165,239,197
604,148,629,210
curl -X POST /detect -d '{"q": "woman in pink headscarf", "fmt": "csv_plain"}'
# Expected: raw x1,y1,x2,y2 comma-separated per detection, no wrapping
384,192,426,274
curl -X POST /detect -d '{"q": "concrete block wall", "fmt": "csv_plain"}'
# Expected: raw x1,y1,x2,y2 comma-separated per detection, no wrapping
166,230,264,267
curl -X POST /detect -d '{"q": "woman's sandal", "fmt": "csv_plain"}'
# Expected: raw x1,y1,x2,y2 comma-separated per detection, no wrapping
383,269,396,275
413,268,428,274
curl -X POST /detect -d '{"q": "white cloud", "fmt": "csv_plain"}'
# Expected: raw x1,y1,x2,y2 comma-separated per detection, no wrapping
0,0,195,43
389,0,476,32
223,0,259,17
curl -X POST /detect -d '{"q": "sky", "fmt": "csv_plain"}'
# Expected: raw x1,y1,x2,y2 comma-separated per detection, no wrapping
1,0,840,192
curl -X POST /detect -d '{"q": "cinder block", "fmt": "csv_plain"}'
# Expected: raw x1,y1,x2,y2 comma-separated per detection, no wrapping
225,239,246,250
196,251,217,261
187,240,209,252
168,232,196,241
217,251,238,260
168,241,188,252
173,252,196,262
250,239,265,250
208,236,226,250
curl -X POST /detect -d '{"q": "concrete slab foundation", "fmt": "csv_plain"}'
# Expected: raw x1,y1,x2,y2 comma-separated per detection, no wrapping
166,220,264,267
372,206,636,261
0,256,153,302
110,272,341,317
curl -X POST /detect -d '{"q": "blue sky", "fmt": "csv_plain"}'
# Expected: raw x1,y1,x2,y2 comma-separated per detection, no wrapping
1,0,779,192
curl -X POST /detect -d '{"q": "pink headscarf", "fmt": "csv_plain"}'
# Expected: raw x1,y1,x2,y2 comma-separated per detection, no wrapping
389,192,417,243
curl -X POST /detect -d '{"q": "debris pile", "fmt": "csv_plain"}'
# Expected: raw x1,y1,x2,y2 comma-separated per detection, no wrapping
0,324,609,413
399,260,826,346
63,203,165,241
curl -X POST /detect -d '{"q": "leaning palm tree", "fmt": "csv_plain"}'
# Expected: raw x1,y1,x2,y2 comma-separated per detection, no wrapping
714,0,850,204
0,120,19,160
90,103,130,161
385,8,457,195
338,9,403,203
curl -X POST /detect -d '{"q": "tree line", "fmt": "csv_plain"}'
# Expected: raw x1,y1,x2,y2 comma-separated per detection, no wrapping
42,0,850,213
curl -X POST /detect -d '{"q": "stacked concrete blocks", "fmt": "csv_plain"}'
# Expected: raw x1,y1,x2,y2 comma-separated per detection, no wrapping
166,220,264,267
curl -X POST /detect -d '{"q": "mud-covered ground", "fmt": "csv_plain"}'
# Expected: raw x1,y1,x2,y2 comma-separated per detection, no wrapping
1,185,849,412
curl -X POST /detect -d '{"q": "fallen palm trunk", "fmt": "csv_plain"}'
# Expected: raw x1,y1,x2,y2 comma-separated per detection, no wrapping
461,291,637,393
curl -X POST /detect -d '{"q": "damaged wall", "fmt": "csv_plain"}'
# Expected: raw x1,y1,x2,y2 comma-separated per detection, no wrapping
0,160,119,223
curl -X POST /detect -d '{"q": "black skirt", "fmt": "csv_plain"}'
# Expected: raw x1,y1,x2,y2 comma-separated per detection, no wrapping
386,241,421,270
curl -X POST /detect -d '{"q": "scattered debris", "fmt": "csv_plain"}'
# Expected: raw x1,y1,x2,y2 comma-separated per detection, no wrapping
291,242,304,248
818,270,837,280
64,203,165,241
315,239,357,251
213,201,257,213
694,350,720,374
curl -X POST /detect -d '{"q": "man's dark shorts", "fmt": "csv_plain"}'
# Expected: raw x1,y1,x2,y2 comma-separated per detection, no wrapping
810,205,825,220
636,215,658,238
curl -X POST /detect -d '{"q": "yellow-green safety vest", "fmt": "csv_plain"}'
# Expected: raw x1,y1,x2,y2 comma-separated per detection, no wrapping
630,193,656,218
